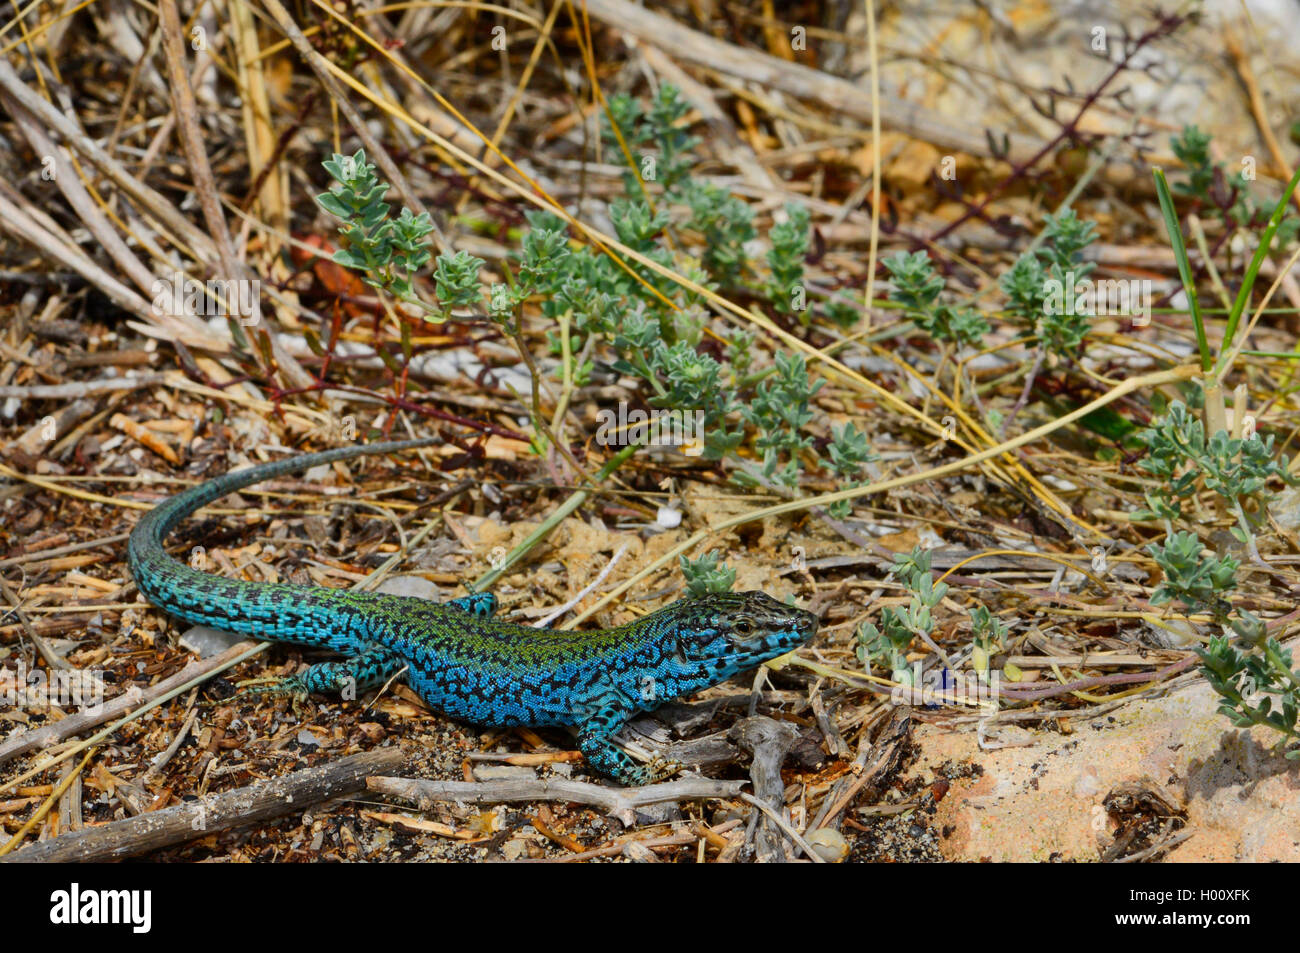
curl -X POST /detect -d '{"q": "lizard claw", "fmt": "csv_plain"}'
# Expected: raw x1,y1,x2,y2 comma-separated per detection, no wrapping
627,757,683,786
220,674,310,706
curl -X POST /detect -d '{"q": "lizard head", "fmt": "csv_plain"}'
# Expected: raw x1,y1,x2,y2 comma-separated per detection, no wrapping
663,591,818,685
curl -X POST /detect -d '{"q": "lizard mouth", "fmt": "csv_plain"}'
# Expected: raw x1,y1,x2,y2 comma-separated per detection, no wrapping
795,608,820,642
773,608,820,645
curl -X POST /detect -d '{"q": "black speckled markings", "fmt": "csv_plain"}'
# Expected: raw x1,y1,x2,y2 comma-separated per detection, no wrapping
128,438,819,784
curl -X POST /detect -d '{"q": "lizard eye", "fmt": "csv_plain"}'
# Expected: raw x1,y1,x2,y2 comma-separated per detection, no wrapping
734,619,754,636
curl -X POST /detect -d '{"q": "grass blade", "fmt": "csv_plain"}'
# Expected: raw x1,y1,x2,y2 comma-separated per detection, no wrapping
1153,168,1209,372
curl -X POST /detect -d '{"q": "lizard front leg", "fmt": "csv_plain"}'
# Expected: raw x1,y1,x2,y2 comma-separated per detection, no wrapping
577,694,682,786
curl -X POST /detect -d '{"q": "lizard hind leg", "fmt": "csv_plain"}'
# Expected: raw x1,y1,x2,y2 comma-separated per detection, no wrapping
235,643,407,703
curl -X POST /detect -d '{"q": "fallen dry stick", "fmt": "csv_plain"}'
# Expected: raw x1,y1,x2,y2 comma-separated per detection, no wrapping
368,775,745,827
730,716,803,862
583,0,1049,166
0,374,167,401
1,748,403,862
109,413,181,465
813,708,913,829
0,641,261,768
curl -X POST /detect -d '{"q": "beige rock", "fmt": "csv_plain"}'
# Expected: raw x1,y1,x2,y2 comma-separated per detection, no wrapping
910,673,1300,862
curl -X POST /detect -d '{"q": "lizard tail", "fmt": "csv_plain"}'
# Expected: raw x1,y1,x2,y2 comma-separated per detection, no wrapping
127,437,442,639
